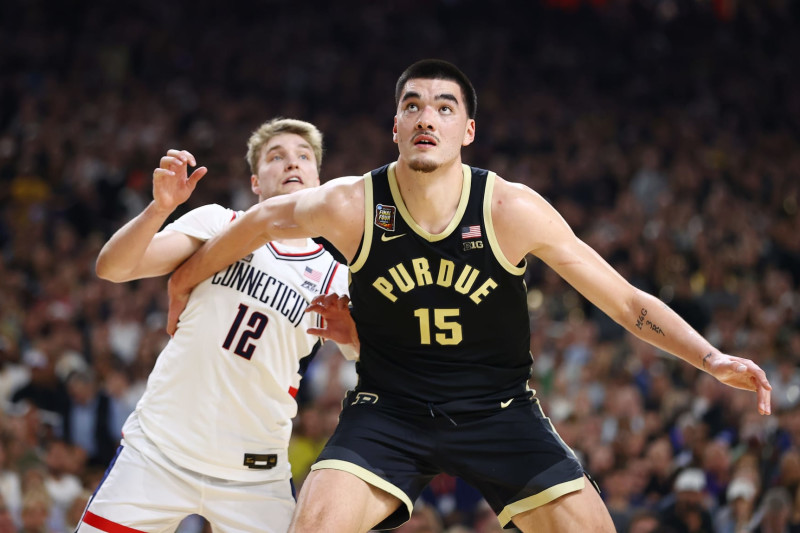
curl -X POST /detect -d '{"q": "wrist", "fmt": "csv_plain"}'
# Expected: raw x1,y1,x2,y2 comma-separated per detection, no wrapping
146,200,175,219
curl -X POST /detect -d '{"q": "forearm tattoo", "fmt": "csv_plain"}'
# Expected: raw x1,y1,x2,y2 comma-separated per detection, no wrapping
634,308,666,336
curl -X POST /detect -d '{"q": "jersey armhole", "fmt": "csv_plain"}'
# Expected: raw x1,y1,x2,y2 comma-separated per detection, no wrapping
484,172,527,276
349,172,374,273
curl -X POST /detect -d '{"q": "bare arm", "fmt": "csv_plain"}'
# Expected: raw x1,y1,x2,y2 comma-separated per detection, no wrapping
95,150,207,282
167,176,365,334
492,177,772,415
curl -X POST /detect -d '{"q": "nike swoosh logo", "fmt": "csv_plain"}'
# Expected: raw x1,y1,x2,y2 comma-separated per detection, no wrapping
500,399,513,408
381,233,406,242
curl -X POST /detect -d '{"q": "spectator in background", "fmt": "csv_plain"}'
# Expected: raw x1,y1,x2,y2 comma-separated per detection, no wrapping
11,344,68,436
41,440,81,533
62,369,116,468
626,508,660,533
751,487,794,533
660,468,714,533
714,476,759,533
18,488,53,533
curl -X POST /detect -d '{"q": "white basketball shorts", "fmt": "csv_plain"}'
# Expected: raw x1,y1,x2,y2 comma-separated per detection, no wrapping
75,415,295,533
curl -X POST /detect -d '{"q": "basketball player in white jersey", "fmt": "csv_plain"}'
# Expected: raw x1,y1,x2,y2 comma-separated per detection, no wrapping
78,118,352,533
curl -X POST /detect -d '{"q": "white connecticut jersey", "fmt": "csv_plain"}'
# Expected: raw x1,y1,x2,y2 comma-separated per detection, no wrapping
126,204,348,482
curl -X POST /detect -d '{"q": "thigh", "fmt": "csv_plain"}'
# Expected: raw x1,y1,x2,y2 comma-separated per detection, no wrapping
309,391,440,530
77,439,197,533
444,397,586,528
291,469,401,533
202,477,295,533
511,475,615,533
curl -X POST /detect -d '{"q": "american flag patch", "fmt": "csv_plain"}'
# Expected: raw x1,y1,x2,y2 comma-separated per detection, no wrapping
304,266,322,282
461,225,482,239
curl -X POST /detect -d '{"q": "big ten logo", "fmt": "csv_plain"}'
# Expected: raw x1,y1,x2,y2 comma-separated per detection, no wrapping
351,392,379,405
462,240,483,252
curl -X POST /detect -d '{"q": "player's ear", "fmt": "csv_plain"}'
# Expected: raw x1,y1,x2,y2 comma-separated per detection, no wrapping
250,175,261,195
462,119,476,147
392,116,399,143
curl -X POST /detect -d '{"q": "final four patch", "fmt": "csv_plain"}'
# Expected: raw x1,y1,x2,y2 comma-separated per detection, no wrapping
375,204,397,231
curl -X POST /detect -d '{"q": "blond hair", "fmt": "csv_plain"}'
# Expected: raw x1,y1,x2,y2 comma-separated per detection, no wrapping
246,118,323,174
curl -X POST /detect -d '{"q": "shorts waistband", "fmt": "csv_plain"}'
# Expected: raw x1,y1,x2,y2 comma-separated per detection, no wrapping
345,385,534,420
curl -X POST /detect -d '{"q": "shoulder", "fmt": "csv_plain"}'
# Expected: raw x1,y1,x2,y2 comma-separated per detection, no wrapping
299,175,367,264
487,174,573,263
489,175,551,216
165,203,234,236
176,203,233,222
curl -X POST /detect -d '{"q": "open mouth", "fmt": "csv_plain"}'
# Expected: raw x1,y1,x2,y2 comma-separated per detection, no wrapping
283,176,304,185
413,134,438,147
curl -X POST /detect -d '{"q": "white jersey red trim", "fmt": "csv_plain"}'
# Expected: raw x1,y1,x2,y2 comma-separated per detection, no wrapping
126,204,348,482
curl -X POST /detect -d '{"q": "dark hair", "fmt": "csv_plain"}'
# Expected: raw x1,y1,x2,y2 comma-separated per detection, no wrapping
395,59,477,119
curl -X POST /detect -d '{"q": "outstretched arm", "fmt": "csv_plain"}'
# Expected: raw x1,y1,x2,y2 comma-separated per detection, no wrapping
492,177,772,415
95,150,207,282
167,176,365,334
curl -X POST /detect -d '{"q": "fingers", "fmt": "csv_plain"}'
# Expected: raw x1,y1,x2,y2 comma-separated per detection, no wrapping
753,364,772,416
166,291,189,336
757,384,771,415
306,293,350,313
155,150,198,176
188,166,208,186
732,357,773,416
166,309,178,336
165,149,197,167
306,327,326,337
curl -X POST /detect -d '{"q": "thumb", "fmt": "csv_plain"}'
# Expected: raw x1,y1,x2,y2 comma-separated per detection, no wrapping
188,166,208,187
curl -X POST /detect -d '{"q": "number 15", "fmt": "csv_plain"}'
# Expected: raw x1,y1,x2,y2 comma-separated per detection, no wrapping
413,308,462,345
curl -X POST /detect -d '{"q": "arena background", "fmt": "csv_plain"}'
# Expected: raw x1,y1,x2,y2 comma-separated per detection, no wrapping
1,0,799,531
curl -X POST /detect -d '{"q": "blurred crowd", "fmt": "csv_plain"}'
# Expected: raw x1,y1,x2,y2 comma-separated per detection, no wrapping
1,0,799,531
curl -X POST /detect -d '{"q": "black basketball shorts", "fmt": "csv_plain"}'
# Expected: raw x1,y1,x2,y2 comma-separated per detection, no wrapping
311,389,586,530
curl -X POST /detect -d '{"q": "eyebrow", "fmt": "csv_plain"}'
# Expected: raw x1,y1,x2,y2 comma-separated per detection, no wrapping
401,91,460,106
265,142,313,154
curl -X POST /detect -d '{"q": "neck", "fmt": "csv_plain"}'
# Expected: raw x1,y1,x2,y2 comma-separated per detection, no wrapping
394,157,464,234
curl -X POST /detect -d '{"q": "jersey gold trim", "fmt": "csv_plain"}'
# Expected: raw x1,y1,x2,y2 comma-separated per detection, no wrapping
484,173,527,276
496,477,585,526
350,173,374,274
311,459,414,520
387,163,472,242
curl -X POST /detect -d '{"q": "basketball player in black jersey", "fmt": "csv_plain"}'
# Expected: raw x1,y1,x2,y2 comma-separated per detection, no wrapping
166,59,772,532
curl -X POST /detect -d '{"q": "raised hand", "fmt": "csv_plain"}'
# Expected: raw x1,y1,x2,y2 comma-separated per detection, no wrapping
703,352,772,415
153,149,207,212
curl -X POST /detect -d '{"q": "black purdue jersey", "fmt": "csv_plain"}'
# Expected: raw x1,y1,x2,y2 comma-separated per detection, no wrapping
349,162,533,405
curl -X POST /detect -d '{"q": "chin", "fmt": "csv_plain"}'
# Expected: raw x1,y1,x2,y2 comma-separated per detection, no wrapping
408,157,440,173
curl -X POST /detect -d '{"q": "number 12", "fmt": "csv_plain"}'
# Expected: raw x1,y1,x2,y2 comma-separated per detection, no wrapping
223,303,268,360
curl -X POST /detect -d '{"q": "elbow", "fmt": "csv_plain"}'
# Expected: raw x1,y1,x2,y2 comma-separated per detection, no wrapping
611,287,644,326
95,256,128,283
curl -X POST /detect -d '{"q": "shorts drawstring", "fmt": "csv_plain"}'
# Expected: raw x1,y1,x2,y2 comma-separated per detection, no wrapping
427,402,458,426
